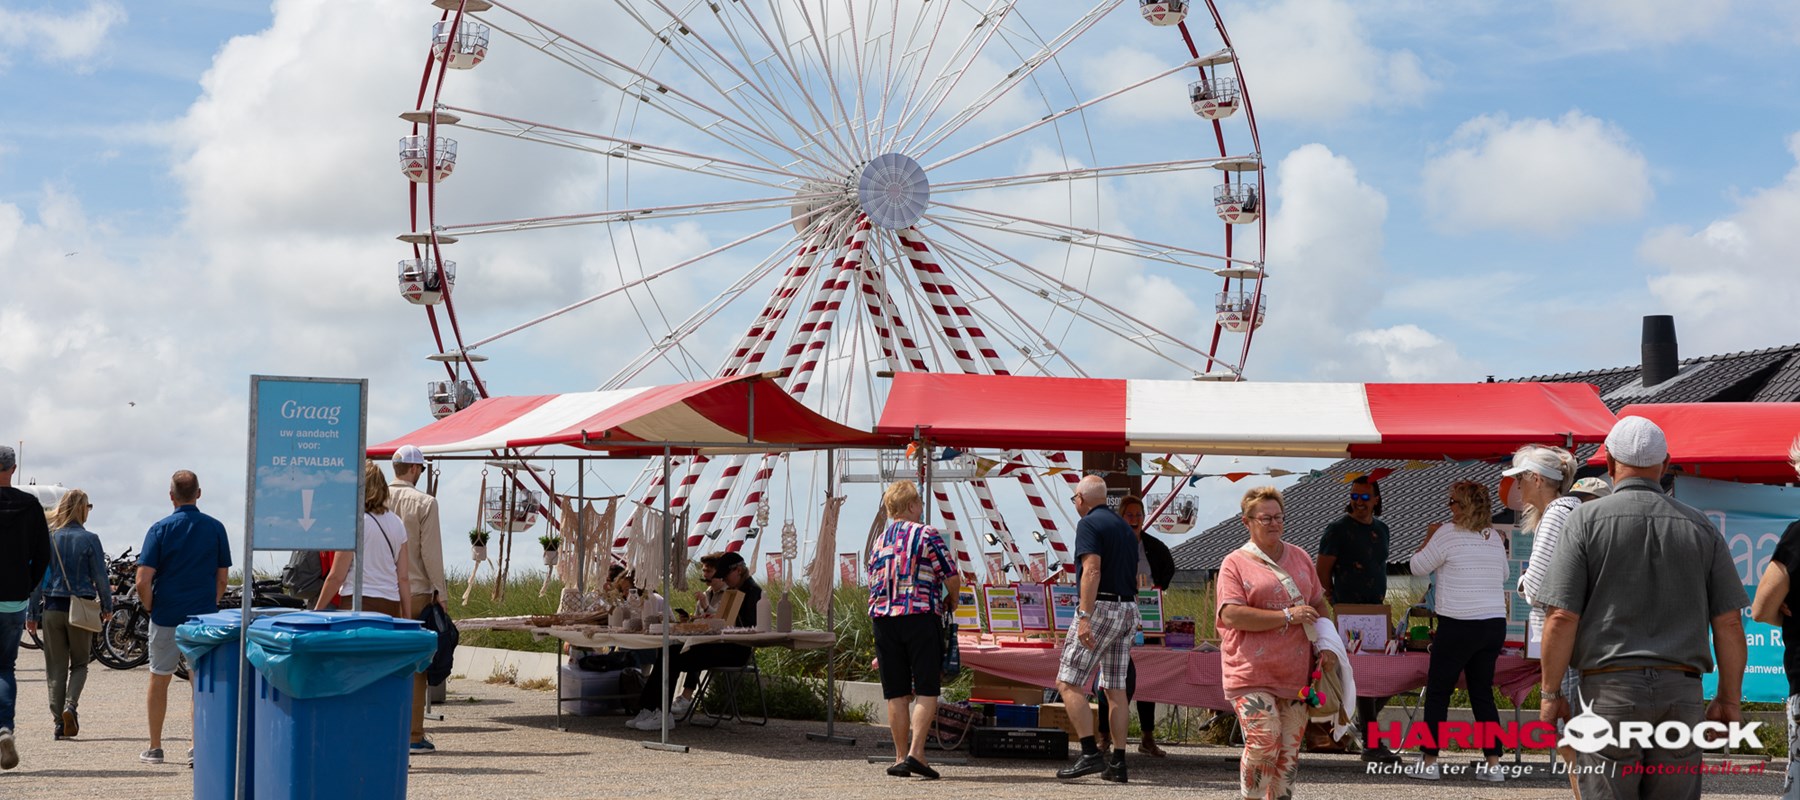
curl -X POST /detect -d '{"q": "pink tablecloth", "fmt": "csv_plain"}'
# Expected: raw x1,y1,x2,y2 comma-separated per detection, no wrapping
961,642,1541,712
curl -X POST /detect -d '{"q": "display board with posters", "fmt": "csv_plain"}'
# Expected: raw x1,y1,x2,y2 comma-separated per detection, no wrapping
838,553,861,586
1673,476,1800,703
983,585,1022,633
953,586,982,630
1050,585,1081,631
1135,589,1165,633
1016,583,1051,631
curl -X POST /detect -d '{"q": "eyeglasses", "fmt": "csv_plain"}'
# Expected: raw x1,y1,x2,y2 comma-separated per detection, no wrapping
1349,493,1372,501
1250,514,1285,525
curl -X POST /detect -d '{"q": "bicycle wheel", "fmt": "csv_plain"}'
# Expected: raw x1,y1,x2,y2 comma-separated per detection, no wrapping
97,609,149,670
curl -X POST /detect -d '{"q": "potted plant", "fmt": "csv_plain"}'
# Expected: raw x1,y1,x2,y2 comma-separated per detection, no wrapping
538,534,562,567
469,528,490,562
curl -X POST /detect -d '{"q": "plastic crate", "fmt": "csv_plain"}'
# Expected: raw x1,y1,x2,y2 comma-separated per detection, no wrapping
970,727,1069,760
560,665,629,716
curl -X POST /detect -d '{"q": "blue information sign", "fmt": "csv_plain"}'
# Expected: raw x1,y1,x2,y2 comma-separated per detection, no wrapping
247,376,367,551
1674,476,1800,703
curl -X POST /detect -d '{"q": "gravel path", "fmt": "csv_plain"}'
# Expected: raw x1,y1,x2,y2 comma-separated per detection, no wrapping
1,657,1786,798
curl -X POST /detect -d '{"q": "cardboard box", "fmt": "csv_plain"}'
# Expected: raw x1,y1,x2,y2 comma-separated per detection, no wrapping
1037,703,1080,737
1332,603,1391,655
970,686,1047,706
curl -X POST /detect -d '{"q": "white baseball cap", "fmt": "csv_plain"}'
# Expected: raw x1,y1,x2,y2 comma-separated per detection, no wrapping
393,444,427,465
1604,416,1669,468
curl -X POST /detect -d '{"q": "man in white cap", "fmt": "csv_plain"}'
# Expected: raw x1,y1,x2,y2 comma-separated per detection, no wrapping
389,445,447,755
1537,416,1748,799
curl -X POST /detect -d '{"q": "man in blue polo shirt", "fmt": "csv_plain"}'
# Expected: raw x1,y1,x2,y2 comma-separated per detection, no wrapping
136,470,231,766
1053,475,1142,784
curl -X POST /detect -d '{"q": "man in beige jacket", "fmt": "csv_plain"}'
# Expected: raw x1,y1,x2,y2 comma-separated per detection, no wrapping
390,445,447,755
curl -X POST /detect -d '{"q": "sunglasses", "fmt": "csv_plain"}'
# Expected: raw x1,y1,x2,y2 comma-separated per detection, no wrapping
1349,493,1372,501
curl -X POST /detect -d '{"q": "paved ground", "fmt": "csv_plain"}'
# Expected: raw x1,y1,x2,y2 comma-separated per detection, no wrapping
1,657,1788,799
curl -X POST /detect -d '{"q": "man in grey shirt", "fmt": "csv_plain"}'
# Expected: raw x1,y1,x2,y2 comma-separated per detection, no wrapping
1537,416,1748,800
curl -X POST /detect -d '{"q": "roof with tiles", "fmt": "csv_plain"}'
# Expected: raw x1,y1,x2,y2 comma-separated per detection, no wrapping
1168,341,1800,578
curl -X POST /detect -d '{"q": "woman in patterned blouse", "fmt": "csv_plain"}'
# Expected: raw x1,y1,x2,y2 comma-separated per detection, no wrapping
866,480,963,780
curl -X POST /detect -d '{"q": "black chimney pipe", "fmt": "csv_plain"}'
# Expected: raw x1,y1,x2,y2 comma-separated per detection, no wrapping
1642,315,1679,387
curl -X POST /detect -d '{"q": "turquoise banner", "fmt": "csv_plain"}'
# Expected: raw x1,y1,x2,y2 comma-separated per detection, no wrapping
1672,476,1800,703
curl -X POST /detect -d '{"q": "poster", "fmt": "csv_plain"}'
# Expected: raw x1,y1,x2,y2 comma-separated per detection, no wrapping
984,585,1022,632
953,586,982,630
1335,604,1390,654
838,552,861,586
1673,476,1800,703
1050,585,1081,630
1016,583,1050,630
1135,589,1164,633
765,552,784,583
1028,553,1049,583
983,552,1007,582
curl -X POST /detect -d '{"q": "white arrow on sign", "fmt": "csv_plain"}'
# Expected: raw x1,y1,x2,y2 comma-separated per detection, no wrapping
298,489,316,531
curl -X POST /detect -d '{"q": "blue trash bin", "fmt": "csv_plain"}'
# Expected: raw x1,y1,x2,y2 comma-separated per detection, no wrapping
177,611,254,800
246,611,437,800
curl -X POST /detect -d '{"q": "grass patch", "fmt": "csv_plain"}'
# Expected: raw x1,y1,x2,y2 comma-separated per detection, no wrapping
518,677,555,692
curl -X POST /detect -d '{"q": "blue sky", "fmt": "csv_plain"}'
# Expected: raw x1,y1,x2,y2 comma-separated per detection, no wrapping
4,0,1800,580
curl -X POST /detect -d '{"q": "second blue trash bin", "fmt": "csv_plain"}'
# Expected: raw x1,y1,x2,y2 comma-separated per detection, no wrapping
178,611,255,800
246,611,438,800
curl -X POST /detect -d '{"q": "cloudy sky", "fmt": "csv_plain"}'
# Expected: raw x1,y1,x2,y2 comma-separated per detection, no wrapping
3,0,1799,580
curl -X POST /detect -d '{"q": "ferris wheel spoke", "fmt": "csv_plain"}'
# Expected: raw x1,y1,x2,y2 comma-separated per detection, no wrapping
705,1,862,171
901,0,1124,160
484,3,834,176
876,0,956,153
440,192,846,237
925,217,1233,375
929,200,1253,273
924,60,1205,172
885,0,1017,158
439,105,814,189
785,0,870,165
630,0,861,174
932,156,1241,195
463,213,808,351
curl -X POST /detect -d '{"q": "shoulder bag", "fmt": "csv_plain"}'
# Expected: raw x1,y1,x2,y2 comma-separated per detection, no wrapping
1236,541,1317,643
52,536,104,633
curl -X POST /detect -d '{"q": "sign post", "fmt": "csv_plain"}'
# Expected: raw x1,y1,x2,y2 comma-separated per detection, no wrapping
238,376,367,800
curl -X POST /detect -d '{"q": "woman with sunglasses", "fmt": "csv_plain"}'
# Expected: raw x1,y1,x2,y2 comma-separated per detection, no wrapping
1406,480,1510,782
1217,486,1326,800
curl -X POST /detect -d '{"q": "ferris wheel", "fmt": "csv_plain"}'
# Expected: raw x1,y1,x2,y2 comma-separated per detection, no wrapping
397,0,1267,583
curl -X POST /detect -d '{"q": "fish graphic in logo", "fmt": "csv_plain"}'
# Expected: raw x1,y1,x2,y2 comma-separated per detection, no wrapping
1561,700,1614,755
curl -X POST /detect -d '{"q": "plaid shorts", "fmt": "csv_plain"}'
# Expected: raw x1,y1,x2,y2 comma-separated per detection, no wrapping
1056,599,1136,692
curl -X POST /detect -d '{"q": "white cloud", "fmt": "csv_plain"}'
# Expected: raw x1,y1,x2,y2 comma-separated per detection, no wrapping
1421,110,1651,236
0,1,126,69
1642,131,1800,354
1554,0,1734,45
1222,0,1434,123
1251,144,1470,381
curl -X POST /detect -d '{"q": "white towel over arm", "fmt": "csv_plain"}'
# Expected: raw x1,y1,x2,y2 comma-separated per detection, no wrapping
1311,617,1358,741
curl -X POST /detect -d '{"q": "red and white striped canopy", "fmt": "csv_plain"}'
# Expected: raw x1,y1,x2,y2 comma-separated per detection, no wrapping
368,375,883,457
875,373,1617,459
1590,403,1800,483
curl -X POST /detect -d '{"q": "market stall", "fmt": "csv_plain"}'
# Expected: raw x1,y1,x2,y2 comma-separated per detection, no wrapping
368,373,887,752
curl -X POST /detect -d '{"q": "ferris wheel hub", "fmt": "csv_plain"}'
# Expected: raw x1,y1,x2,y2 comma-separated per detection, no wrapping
853,153,930,230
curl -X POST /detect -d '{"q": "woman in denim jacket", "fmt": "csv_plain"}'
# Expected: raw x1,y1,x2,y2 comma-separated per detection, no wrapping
27,489,112,739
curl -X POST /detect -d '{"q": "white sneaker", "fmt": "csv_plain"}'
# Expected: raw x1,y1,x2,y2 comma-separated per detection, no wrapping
625,709,655,728
670,696,693,717
630,710,678,731
1475,764,1506,783
1404,760,1440,781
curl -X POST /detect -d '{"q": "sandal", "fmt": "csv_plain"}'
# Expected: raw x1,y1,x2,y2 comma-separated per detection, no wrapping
1138,739,1167,758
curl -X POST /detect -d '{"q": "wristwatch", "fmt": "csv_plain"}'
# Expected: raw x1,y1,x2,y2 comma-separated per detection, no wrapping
1541,689,1562,701
1283,608,1294,624
1076,610,1091,620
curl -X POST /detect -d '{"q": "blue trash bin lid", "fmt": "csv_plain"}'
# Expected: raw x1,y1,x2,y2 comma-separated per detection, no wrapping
250,611,424,633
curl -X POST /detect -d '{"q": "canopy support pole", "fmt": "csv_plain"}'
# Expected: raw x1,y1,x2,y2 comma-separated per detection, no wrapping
807,451,855,746
644,445,689,754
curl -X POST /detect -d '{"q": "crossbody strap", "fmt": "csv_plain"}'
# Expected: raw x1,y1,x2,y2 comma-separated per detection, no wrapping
1237,541,1318,642
367,514,400,561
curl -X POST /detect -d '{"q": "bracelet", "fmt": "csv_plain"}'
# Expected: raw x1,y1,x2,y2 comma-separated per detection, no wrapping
1283,608,1293,625
1541,689,1561,700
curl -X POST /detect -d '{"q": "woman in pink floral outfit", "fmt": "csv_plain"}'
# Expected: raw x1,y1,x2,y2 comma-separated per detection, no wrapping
1217,486,1327,800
